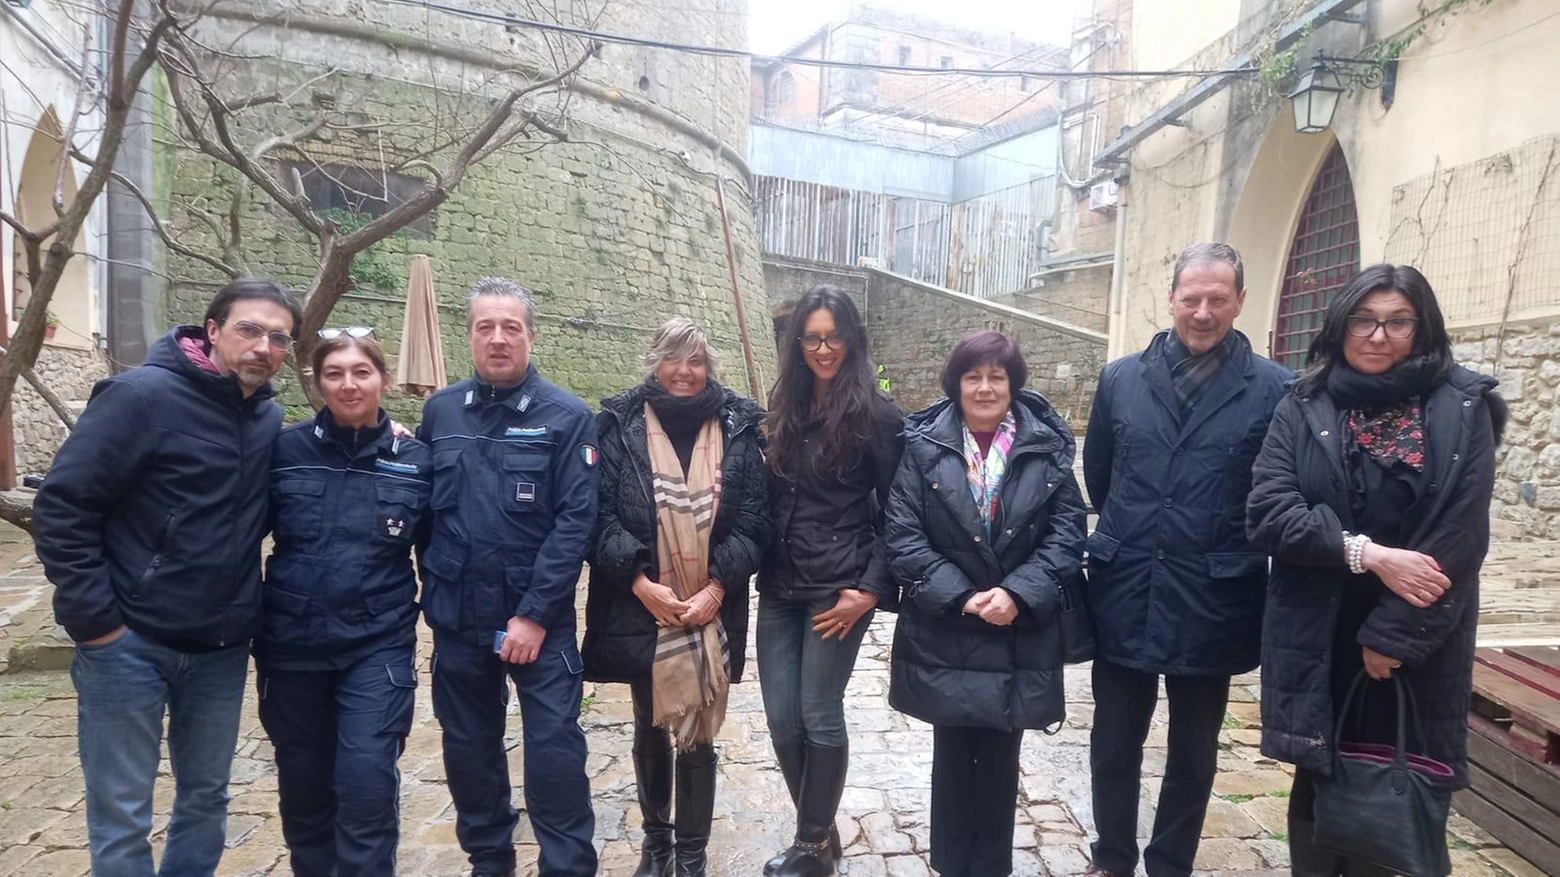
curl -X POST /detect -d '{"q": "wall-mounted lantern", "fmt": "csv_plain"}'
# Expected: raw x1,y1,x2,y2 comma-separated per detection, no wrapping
1288,52,1397,134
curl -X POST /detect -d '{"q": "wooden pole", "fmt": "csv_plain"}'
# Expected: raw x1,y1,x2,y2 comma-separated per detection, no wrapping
713,177,763,401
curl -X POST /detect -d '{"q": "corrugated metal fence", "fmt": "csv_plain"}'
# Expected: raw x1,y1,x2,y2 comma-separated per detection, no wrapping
753,175,1056,300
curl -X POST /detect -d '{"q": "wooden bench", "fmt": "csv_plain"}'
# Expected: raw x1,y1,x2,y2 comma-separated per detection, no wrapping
1454,647,1560,875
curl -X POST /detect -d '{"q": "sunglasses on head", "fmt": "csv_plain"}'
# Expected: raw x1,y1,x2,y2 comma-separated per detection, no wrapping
317,326,375,340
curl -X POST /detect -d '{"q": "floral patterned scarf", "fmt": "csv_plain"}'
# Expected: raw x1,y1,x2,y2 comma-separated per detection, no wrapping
963,411,1016,539
1347,398,1426,471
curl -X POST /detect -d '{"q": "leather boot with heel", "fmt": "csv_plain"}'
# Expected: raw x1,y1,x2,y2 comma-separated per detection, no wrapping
673,743,718,877
632,731,675,877
763,738,842,875
772,742,849,877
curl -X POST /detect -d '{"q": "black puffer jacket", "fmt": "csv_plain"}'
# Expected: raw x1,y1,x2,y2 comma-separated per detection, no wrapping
1246,365,1504,788
582,383,769,683
758,391,903,606
886,391,1088,731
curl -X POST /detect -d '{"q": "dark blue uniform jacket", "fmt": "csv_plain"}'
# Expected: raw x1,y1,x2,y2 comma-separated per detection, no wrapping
260,409,432,670
416,366,599,639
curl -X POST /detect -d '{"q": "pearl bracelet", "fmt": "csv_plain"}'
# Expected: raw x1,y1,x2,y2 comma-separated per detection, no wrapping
1343,531,1371,575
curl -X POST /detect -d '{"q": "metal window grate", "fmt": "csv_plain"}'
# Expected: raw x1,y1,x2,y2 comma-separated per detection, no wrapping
1274,144,1360,370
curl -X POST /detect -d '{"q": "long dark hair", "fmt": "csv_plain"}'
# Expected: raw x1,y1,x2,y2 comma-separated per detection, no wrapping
1293,263,1453,396
766,286,878,478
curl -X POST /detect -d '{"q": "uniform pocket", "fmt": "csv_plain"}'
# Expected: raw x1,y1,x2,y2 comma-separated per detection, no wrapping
431,449,463,511
1206,552,1268,579
1085,529,1121,564
502,449,551,512
380,661,418,737
374,483,421,544
274,477,327,537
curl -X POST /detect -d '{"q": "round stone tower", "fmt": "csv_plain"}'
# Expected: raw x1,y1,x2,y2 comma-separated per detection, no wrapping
164,0,772,416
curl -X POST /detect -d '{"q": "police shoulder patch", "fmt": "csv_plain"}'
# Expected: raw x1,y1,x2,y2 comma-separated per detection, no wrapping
580,444,599,468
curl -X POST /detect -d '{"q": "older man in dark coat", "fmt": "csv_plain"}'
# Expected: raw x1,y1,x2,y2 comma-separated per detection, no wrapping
1081,243,1291,877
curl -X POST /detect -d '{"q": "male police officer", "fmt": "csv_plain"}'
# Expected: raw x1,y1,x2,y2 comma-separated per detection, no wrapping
1082,244,1290,877
417,277,599,877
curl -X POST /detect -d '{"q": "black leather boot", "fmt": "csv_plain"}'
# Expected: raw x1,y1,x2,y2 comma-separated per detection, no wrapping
632,728,676,877
772,742,849,877
673,743,718,877
764,739,842,875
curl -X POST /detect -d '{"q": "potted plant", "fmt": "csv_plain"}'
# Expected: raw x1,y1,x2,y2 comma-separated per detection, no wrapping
44,310,60,341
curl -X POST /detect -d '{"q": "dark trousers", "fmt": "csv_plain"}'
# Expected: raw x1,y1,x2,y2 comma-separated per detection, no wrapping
930,725,1025,877
432,628,597,877
1089,659,1230,877
256,647,417,877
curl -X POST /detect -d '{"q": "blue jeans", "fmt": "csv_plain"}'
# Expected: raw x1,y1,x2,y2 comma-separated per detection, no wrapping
755,595,874,747
256,647,417,877
70,627,250,877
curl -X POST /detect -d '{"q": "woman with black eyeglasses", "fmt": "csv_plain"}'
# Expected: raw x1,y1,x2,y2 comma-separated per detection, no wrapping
757,287,903,877
1246,265,1505,875
256,327,434,877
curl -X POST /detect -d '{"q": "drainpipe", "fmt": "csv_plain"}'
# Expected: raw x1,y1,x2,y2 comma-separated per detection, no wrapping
1107,194,1128,359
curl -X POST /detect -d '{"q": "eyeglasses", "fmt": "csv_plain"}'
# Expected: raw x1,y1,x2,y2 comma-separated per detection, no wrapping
317,326,375,340
799,333,847,352
223,319,295,350
1345,316,1418,339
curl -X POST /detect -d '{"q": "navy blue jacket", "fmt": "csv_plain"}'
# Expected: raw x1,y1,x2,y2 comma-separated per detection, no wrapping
416,366,599,639
1082,330,1291,676
887,390,1088,731
259,409,432,670
36,326,282,648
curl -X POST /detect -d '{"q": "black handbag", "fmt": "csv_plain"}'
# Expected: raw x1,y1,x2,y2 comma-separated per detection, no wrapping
1312,669,1454,877
1058,569,1095,664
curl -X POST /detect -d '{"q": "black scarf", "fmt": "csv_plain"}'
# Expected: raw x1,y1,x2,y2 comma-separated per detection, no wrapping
1165,330,1235,412
1325,355,1447,411
643,376,725,433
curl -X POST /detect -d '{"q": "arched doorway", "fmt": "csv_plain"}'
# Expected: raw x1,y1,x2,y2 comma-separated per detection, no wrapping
1272,144,1360,370
10,107,92,349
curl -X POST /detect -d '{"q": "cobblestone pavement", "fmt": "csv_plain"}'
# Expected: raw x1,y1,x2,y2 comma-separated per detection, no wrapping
0,530,1554,876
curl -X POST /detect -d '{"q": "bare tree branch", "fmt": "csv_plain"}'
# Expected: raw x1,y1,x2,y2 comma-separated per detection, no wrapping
0,345,78,431
69,144,239,278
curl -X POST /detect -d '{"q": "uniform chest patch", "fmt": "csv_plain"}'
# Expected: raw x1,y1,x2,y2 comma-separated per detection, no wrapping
506,426,547,437
385,517,406,538
515,482,537,502
375,459,419,475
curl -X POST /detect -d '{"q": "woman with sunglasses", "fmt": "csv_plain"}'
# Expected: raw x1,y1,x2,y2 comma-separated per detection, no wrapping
256,326,433,877
757,287,903,877
1247,265,1504,874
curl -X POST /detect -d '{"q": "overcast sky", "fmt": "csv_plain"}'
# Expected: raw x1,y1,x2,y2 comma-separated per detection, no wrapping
748,0,1085,54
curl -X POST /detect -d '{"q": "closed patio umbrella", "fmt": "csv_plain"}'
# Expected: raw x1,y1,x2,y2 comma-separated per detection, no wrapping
396,254,447,396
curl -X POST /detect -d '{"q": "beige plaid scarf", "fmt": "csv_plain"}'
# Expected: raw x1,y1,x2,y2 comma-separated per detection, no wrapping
644,404,730,750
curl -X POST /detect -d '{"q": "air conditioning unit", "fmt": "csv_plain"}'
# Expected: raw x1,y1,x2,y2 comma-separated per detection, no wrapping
1089,180,1119,213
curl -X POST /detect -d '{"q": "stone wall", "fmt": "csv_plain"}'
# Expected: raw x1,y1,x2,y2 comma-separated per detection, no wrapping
994,263,1112,334
763,256,1107,427
13,345,110,477
1455,318,1560,539
160,0,773,425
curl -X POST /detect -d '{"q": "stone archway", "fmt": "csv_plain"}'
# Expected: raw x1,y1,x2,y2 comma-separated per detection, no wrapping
1226,120,1347,358
10,107,93,350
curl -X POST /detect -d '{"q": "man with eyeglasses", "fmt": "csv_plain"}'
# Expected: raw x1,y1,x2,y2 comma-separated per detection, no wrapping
34,279,302,876
416,276,599,877
1080,243,1292,877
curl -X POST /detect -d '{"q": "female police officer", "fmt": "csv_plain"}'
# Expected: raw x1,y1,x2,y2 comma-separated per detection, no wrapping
256,328,432,877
